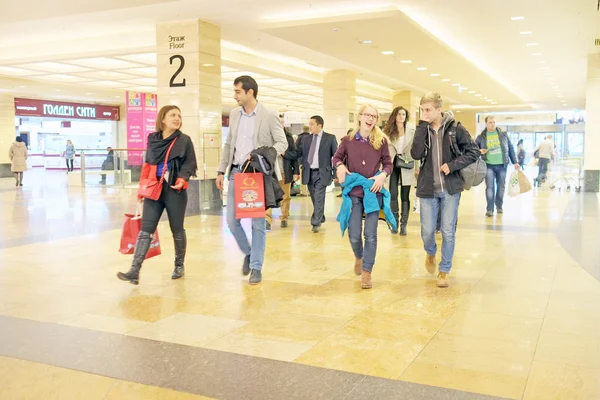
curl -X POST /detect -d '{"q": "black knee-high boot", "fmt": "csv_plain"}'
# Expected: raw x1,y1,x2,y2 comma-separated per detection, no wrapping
400,201,410,236
171,230,186,279
117,231,152,285
390,199,400,234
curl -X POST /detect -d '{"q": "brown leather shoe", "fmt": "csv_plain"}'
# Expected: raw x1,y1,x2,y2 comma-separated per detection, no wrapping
425,254,436,274
437,272,449,288
354,258,362,275
361,270,372,289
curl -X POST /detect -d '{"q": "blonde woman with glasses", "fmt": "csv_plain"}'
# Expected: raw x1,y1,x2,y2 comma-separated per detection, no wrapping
333,105,394,289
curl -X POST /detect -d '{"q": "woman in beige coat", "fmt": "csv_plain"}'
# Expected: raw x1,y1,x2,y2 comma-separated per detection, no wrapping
383,106,418,236
9,137,28,187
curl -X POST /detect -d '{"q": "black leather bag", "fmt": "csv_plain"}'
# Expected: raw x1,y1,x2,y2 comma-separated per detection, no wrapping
395,155,414,169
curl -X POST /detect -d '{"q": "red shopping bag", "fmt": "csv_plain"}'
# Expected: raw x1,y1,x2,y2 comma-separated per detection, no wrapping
234,172,266,219
119,213,161,259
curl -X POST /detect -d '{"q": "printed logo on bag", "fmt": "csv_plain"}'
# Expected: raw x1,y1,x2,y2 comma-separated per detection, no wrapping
243,177,256,186
510,176,518,185
241,189,258,202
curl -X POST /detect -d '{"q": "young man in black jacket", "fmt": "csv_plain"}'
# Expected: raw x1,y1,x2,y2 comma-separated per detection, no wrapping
411,93,480,288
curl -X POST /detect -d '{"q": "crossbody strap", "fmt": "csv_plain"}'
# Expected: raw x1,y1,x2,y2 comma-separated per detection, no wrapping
159,138,178,183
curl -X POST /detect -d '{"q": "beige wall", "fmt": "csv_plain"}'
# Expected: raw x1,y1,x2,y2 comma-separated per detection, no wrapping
455,110,477,137
584,54,600,171
0,94,15,165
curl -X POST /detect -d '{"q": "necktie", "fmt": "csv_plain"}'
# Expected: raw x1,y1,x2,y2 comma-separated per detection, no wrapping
307,134,318,167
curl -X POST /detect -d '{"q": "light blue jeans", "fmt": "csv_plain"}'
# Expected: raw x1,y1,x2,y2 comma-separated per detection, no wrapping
227,168,266,270
420,192,461,273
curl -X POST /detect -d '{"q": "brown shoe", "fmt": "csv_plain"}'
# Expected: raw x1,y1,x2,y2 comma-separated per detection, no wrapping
425,254,436,274
361,270,372,289
354,258,362,275
437,272,449,288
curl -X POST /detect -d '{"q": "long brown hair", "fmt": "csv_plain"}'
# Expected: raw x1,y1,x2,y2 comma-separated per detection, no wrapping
155,105,182,132
383,106,409,141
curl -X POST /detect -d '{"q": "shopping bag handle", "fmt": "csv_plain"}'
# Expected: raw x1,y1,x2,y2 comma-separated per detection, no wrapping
131,203,143,220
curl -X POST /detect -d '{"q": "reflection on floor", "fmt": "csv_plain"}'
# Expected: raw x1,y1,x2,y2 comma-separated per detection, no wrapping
0,169,599,400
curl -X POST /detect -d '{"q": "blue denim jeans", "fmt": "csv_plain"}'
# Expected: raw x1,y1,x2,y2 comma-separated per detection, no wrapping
420,192,461,273
485,164,507,212
348,195,382,273
227,168,266,270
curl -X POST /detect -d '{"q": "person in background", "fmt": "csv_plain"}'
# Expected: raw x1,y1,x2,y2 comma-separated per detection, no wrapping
517,139,526,171
297,126,311,197
475,116,519,217
117,105,197,285
532,135,554,186
265,115,299,229
383,106,418,235
333,104,393,289
9,136,28,187
65,140,75,172
99,147,115,185
411,92,479,288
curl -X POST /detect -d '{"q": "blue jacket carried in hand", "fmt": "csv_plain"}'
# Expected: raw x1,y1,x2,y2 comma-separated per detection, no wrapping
336,172,397,236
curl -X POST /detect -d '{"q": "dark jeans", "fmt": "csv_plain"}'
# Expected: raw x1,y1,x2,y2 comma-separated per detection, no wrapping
389,166,411,216
308,169,327,227
536,158,550,183
348,195,383,273
66,159,74,171
485,164,507,212
141,183,188,234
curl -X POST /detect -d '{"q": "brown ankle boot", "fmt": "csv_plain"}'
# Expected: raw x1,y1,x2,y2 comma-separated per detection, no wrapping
354,258,362,275
361,271,372,289
425,254,436,274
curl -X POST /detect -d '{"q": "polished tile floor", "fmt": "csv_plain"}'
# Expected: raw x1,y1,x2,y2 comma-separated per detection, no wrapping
0,168,599,399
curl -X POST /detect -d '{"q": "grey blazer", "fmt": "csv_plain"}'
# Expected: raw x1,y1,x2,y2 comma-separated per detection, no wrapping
218,102,288,180
387,124,419,187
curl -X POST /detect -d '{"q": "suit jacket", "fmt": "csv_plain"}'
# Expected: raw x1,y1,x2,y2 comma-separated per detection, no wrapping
218,102,287,180
281,130,299,184
297,131,338,186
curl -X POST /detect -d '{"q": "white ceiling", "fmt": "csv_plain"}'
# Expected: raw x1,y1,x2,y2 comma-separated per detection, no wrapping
0,0,598,112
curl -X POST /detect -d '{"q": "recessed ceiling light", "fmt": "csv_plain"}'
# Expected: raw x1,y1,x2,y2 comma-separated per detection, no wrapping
400,60,412,63
202,63,214,67
417,67,427,71
468,90,476,94
511,16,525,20
18,85,26,88
486,99,493,102
116,96,121,98
483,97,488,99
55,89,60,92
474,94,482,97
532,53,543,56
430,73,440,77
381,51,394,55
86,92,92,95
452,83,460,86
491,102,498,104
537,60,546,64
520,31,533,35
441,79,451,82
527,43,538,46
360,40,372,44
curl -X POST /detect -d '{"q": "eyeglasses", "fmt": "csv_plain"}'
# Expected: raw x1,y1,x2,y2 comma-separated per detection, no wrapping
361,113,378,120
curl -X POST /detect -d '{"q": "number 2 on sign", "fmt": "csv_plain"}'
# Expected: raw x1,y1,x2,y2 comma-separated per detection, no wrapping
169,55,186,87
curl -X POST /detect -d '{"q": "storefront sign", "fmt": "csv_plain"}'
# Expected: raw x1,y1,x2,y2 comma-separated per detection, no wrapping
14,98,120,121
126,91,158,165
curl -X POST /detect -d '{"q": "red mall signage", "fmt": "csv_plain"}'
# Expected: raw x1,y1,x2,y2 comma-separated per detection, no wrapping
14,98,120,121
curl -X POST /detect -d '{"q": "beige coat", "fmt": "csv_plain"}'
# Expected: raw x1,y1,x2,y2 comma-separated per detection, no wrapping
9,142,28,172
387,124,419,187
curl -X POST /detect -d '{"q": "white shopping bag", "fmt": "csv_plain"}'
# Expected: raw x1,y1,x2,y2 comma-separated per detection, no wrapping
508,171,520,197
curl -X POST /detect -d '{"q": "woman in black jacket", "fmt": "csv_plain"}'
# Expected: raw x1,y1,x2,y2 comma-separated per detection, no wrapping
117,105,197,285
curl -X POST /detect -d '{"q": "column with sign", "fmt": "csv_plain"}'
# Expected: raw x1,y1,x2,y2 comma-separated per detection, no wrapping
156,20,222,184
0,94,16,177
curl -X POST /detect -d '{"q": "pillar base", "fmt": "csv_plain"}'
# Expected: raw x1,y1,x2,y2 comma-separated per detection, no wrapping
186,179,223,216
0,163,13,178
584,170,600,192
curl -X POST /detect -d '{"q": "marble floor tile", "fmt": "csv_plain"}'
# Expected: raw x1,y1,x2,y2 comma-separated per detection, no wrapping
106,381,215,399
534,331,600,369
523,361,600,400
59,313,151,334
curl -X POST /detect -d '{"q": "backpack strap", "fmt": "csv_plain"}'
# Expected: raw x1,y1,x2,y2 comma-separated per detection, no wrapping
448,122,463,158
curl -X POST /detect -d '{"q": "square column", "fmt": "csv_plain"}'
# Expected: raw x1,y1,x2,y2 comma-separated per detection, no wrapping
0,94,16,177
156,19,223,211
584,54,600,192
392,90,419,123
323,70,356,140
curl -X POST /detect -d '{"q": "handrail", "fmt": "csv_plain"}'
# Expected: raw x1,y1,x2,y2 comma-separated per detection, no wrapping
77,148,146,151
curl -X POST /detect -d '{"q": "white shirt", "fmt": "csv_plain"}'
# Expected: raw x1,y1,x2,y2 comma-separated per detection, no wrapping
233,106,257,166
309,131,323,169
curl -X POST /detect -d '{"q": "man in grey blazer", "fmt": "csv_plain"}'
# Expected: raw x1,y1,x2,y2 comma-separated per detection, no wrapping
216,76,287,285
297,115,338,233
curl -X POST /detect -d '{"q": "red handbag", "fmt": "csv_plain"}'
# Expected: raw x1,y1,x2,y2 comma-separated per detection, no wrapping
138,138,177,200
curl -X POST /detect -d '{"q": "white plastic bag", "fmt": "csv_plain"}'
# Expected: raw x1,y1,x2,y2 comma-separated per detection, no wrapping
508,171,520,197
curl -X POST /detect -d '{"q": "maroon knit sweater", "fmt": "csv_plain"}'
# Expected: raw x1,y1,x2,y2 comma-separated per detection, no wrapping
332,134,393,198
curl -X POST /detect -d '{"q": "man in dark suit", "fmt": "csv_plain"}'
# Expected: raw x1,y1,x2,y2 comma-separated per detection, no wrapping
297,115,338,233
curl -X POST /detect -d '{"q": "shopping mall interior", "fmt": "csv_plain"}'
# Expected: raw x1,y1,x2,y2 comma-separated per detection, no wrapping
0,1,599,399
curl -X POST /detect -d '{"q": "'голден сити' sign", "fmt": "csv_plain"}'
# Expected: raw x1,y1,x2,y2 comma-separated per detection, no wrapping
14,98,120,121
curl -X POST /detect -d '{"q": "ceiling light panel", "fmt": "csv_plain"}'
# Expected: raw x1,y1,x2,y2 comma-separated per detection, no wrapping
65,57,144,69
125,67,158,77
15,62,91,73
115,53,157,65
82,80,129,87
31,74,93,83
0,66,42,76
122,78,158,86
75,71,140,80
